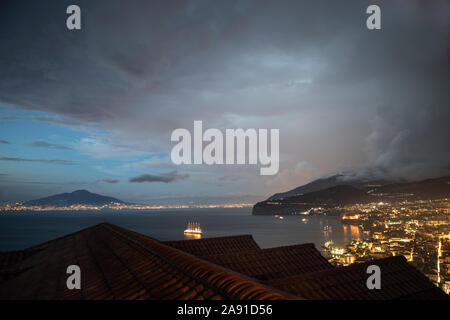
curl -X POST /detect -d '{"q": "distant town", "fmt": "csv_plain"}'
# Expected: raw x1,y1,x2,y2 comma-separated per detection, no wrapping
0,202,254,211
0,189,254,211
247,175,450,294
314,198,450,295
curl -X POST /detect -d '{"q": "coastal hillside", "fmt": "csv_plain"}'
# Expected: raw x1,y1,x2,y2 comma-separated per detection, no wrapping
25,190,125,207
253,185,371,215
267,174,391,201
253,175,450,215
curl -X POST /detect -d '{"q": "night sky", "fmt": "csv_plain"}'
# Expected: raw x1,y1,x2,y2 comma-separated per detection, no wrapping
0,0,449,203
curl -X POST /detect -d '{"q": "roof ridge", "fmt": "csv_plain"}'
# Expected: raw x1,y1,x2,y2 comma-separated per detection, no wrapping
206,242,318,259
163,233,261,256
260,242,316,250
266,255,448,300
163,234,256,243
22,223,107,251
101,223,229,298
101,223,293,300
268,255,411,286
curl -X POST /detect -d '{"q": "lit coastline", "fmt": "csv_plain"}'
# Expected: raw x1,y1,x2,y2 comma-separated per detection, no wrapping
0,202,254,212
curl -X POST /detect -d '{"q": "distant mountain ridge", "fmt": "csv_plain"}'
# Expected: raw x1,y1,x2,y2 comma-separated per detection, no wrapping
276,185,372,205
268,174,392,201
370,176,450,198
25,190,125,207
253,175,450,215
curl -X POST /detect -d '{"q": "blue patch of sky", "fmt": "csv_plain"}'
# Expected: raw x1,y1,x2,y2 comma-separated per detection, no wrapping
0,105,157,186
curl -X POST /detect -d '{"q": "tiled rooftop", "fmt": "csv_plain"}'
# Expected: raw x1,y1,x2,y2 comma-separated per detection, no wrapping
163,235,260,257
267,256,448,300
0,249,41,270
0,223,447,300
0,223,290,300
204,243,334,281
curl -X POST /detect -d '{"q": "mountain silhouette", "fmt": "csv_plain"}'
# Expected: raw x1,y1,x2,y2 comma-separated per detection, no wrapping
254,175,450,215
25,190,125,206
267,174,392,201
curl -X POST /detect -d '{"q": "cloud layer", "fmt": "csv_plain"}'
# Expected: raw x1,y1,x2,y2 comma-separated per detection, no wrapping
0,157,76,165
99,178,119,184
0,1,448,201
129,171,189,183
26,141,72,150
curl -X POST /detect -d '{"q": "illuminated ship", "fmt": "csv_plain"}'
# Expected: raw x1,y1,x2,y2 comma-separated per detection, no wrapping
184,222,202,235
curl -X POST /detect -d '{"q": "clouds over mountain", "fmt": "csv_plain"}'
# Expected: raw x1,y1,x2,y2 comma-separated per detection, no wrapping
129,171,189,183
0,1,448,200
100,178,119,184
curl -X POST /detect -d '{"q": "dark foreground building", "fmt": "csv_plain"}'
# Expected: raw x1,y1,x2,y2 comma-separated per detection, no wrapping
0,223,447,300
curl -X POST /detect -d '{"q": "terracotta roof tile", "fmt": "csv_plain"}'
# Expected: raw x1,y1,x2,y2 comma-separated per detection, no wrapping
267,256,448,300
0,249,41,270
1,223,446,300
163,235,260,257
0,223,290,300
204,243,334,281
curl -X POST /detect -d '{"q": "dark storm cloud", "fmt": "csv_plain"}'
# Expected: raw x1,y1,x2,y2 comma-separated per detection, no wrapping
26,140,72,150
100,178,119,184
129,171,189,183
0,0,449,191
0,140,10,144
2,115,88,127
359,104,450,180
30,116,89,127
0,157,75,165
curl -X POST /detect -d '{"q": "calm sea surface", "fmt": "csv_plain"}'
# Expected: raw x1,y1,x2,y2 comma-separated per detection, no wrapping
0,208,362,251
